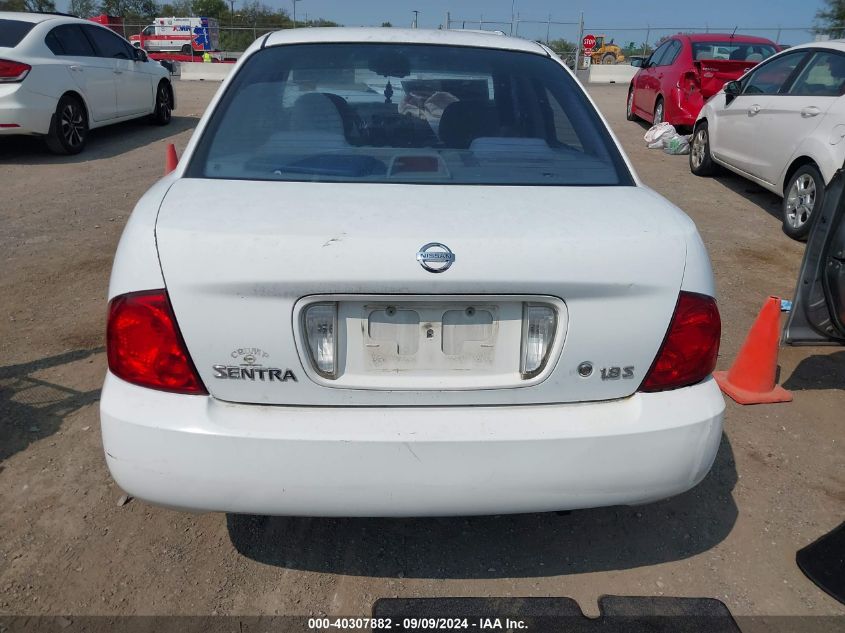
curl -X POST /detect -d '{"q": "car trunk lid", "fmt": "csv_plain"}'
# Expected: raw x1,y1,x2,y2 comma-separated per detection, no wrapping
694,59,760,98
155,179,691,406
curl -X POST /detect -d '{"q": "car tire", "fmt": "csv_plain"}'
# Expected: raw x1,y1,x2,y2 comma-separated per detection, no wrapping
782,164,825,241
45,94,88,155
689,121,717,177
653,97,664,126
180,44,192,54
150,81,173,126
626,88,638,121
602,53,616,64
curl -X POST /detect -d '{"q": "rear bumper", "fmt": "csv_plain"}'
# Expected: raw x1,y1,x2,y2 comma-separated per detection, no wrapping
0,85,56,136
100,373,725,517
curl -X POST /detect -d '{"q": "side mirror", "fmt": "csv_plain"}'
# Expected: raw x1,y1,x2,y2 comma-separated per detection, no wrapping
724,80,741,103
630,58,643,68
133,48,148,62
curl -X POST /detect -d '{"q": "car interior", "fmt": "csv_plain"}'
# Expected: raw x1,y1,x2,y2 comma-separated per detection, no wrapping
195,44,627,186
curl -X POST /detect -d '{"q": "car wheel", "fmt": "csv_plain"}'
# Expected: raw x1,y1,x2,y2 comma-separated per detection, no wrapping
653,98,664,125
602,53,616,64
782,164,825,241
45,94,88,155
689,121,717,177
151,81,173,126
180,44,192,54
626,88,638,121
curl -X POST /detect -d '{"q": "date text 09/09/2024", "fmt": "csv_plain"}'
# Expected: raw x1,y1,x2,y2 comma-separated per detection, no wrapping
307,617,528,630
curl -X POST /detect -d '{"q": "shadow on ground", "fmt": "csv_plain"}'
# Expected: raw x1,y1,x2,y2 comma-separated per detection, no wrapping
783,351,845,391
227,434,738,579
0,115,197,164
0,348,103,463
711,172,783,223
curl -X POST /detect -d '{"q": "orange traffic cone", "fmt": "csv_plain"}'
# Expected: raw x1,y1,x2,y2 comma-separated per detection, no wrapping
164,143,178,175
714,296,793,405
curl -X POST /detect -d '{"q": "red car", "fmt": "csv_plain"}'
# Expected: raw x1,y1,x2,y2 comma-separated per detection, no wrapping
627,33,780,128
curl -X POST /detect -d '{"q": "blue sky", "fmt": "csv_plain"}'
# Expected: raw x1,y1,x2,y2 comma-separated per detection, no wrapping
61,0,829,46
263,1,827,45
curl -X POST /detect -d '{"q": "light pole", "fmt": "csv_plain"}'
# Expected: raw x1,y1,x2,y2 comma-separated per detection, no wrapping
510,0,516,35
228,0,235,50
412,10,419,29
292,0,303,28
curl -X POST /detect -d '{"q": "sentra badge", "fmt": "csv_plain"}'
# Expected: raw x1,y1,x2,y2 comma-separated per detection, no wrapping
213,347,297,382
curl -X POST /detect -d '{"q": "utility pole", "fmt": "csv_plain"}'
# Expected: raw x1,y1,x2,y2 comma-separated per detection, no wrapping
510,0,516,35
412,10,419,29
292,0,302,29
575,11,584,73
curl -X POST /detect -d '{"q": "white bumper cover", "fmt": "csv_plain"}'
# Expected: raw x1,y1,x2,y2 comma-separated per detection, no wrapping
0,85,56,136
100,373,725,517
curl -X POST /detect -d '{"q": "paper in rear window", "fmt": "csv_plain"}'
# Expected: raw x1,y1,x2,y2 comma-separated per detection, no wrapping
0,19,36,48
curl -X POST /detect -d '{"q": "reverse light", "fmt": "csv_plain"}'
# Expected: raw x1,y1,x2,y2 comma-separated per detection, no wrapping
106,290,207,394
304,303,337,378
0,60,31,83
640,291,721,392
520,304,557,379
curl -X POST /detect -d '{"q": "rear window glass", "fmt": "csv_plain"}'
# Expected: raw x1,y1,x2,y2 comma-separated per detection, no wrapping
45,24,96,56
692,42,777,62
188,43,632,186
0,19,35,48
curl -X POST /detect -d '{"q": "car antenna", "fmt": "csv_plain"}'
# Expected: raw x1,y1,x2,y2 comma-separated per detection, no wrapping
730,26,737,40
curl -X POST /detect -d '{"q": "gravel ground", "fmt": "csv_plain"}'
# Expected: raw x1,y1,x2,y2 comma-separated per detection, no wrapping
0,80,843,618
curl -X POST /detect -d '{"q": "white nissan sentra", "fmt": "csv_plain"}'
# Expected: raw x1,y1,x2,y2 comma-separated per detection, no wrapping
101,28,725,517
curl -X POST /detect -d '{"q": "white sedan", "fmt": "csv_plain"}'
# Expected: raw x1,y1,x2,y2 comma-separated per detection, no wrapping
691,41,845,240
101,27,724,517
0,11,173,154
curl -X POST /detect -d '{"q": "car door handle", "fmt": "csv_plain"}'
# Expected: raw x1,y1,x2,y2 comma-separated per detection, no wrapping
748,104,761,115
69,65,82,72
113,70,123,75
801,106,821,117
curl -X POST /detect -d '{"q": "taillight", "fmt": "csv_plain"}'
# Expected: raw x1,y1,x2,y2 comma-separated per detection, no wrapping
0,59,31,83
107,290,207,394
640,291,721,392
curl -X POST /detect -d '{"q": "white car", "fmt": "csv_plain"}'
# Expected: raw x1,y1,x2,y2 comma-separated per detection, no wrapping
691,41,845,240
0,12,173,154
101,28,724,517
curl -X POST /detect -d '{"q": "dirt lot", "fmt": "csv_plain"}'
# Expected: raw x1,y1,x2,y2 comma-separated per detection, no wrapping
0,80,843,618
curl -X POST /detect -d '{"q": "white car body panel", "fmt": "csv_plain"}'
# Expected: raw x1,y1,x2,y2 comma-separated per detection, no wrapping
698,40,845,196
102,373,724,517
102,28,724,516
0,12,169,136
154,180,700,406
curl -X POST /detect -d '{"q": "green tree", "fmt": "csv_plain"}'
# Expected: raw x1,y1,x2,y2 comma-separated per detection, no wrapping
70,0,98,16
816,0,845,37
160,0,193,15
0,0,58,10
192,0,226,18
381,21,392,27
547,38,576,56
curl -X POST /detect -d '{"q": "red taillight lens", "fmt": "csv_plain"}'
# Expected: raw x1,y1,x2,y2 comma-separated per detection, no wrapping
107,290,207,395
640,291,721,392
0,59,31,83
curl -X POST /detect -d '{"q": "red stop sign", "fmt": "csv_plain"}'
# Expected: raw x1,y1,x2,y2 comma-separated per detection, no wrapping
583,34,596,49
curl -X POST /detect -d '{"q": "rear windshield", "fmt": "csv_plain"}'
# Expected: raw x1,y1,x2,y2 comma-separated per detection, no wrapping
188,43,633,186
692,41,777,62
0,19,35,48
